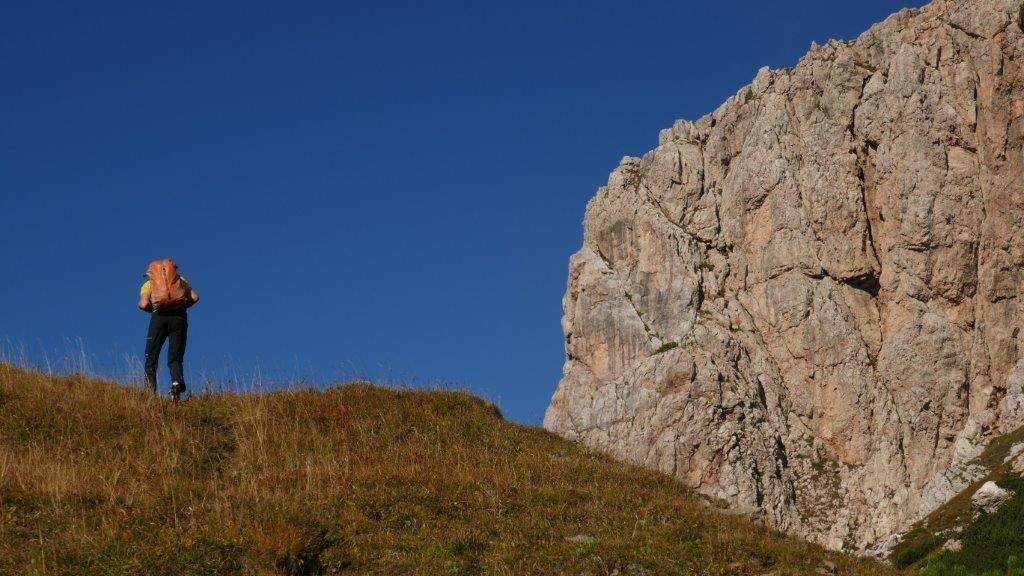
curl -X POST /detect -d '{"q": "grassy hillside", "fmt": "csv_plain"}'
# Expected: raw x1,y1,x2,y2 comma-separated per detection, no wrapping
889,425,1024,575
0,364,896,575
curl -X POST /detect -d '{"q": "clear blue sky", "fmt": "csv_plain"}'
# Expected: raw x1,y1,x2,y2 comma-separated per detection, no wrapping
1,0,925,423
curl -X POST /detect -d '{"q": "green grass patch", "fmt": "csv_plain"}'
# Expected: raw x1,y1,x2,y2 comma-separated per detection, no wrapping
891,533,947,569
651,341,679,355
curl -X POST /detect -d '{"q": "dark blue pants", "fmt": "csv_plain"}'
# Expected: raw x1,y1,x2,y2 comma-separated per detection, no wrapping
144,310,188,392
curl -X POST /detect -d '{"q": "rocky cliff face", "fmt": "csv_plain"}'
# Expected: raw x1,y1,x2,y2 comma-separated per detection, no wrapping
544,0,1024,552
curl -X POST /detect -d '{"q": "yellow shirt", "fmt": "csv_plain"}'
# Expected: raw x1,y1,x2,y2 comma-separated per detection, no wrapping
140,277,192,299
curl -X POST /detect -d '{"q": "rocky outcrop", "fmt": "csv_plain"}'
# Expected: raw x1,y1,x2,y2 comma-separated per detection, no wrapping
1008,442,1024,468
545,0,1024,552
971,480,1014,512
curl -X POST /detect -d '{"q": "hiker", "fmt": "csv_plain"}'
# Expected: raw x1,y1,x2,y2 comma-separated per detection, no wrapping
138,259,200,399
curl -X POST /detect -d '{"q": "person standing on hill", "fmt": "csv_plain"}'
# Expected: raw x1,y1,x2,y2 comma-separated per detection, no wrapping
138,259,200,400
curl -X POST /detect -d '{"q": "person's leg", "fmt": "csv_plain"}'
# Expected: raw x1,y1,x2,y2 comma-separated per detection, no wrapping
166,316,188,393
144,315,168,393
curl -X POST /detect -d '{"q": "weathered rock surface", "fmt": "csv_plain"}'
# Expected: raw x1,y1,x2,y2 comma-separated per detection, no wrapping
943,538,964,552
971,480,1014,512
1008,441,1024,471
545,0,1024,552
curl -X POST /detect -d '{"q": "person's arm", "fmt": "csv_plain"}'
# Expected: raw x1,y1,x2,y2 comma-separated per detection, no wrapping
181,277,200,307
138,280,153,312
138,278,153,309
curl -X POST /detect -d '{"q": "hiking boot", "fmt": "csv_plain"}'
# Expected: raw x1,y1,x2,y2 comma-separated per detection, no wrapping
170,381,186,401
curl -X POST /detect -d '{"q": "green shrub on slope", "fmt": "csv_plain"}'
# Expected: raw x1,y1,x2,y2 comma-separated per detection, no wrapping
891,425,1024,570
917,474,1024,576
918,554,1024,576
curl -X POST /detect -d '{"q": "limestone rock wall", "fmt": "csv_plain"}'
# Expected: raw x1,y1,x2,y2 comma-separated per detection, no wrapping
544,0,1024,551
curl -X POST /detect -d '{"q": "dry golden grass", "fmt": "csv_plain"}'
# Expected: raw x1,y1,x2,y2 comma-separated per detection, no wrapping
0,364,900,575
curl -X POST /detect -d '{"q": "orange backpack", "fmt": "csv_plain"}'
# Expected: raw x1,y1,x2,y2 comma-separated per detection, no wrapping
147,259,189,311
